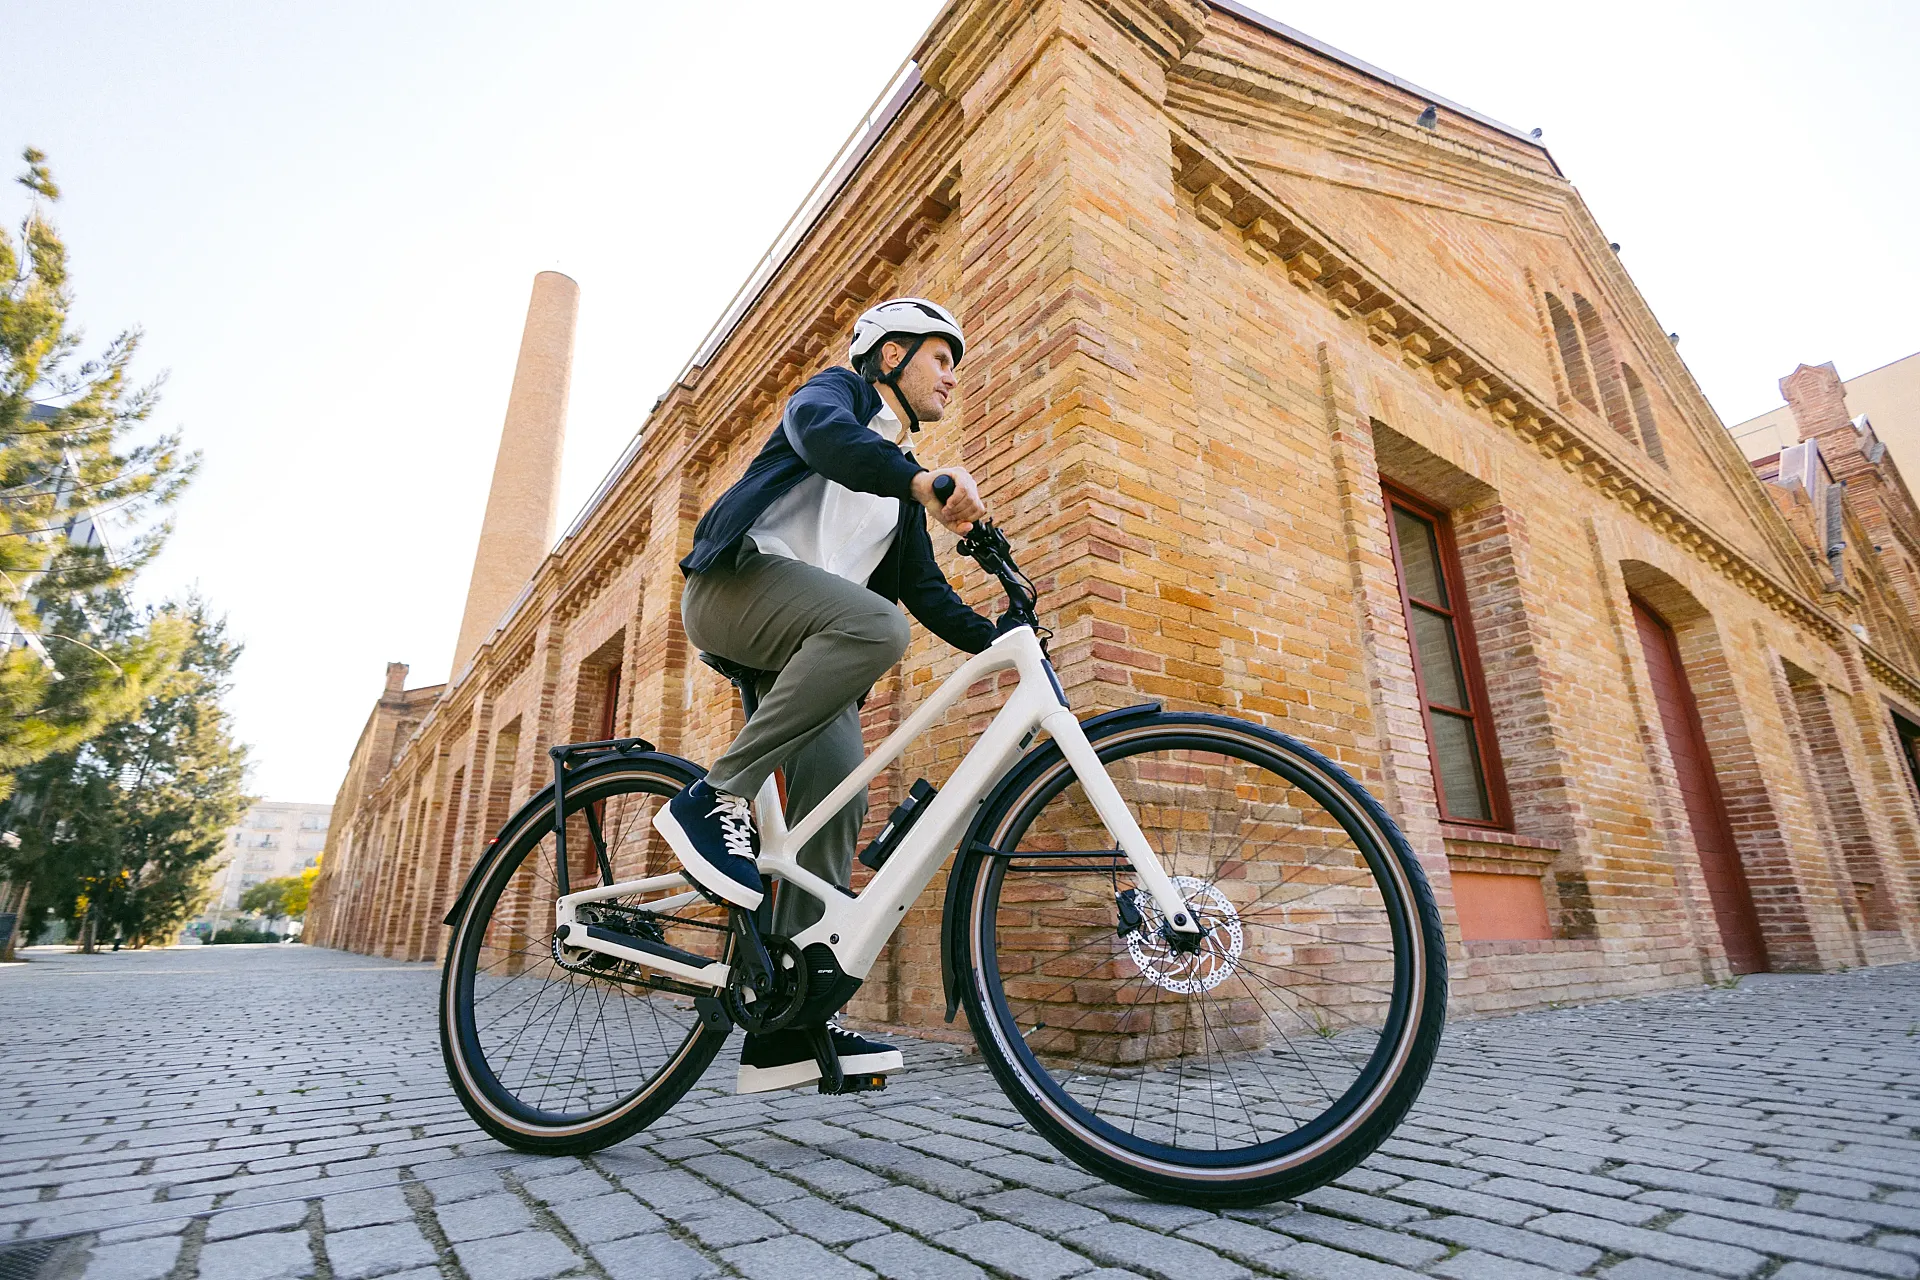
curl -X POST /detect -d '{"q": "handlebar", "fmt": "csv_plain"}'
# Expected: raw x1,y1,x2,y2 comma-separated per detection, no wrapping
927,469,1047,646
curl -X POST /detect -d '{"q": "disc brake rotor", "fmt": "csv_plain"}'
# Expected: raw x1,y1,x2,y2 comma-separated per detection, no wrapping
1126,875,1244,994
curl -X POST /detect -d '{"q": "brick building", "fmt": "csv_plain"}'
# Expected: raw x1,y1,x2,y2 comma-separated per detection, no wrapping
306,0,1920,1020
1734,351,1920,479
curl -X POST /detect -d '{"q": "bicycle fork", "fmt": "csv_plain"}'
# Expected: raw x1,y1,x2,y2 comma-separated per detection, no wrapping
1042,709,1206,945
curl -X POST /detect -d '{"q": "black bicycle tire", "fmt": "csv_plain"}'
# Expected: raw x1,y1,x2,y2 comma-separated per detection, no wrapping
952,712,1447,1206
439,754,729,1155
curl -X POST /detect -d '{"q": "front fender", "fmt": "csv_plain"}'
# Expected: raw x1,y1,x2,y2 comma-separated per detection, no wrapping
938,702,1160,1023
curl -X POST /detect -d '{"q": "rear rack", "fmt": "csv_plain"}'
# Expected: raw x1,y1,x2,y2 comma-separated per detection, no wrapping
548,736,659,895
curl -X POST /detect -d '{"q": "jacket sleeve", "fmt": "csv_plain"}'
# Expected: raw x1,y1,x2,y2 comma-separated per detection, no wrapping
895,507,996,654
782,370,924,500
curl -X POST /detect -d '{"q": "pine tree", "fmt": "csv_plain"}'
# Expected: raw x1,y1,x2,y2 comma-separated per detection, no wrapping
7,596,250,948
0,147,196,797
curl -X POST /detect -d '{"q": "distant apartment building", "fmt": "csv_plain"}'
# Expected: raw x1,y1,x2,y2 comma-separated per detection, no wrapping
194,801,333,932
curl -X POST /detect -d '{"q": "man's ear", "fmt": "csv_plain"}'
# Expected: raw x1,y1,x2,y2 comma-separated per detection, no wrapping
880,338,906,376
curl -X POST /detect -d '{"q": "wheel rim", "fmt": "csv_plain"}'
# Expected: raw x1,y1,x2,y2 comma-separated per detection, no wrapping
446,765,729,1136
971,727,1427,1178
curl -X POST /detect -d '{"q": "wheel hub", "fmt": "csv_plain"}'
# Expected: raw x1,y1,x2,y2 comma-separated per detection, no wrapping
1125,876,1243,994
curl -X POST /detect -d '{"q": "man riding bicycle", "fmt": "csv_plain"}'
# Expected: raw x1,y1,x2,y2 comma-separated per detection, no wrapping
653,297,997,1093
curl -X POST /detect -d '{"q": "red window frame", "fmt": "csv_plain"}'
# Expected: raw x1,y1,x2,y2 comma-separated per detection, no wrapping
1382,483,1511,829
597,663,623,742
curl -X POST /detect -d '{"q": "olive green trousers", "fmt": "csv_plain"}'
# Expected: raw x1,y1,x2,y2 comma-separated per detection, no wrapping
681,544,909,935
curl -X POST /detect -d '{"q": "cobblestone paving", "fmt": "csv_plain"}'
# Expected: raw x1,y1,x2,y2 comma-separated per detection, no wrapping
2,945,1918,1280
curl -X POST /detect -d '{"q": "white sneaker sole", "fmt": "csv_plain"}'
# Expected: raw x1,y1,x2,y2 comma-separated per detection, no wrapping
736,1049,904,1095
651,805,764,910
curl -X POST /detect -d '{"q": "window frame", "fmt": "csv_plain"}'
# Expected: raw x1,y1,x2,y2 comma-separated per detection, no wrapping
1381,482,1512,829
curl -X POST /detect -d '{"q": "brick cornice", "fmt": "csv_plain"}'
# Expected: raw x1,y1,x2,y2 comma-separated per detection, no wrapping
1548,189,1826,594
553,516,650,626
1162,128,1860,655
1172,44,1552,186
920,0,1207,109
1863,642,1920,710
1170,29,1829,612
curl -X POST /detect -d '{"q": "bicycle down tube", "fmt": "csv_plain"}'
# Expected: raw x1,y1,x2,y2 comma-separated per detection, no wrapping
552,623,1203,985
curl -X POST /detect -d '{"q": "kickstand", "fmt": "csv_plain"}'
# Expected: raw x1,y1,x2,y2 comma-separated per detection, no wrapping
804,1024,845,1094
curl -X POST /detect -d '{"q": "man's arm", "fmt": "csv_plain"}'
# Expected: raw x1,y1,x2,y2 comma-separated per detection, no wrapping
782,371,923,500
893,507,996,654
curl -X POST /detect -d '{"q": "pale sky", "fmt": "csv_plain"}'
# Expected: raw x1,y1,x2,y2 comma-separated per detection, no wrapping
8,1,1916,802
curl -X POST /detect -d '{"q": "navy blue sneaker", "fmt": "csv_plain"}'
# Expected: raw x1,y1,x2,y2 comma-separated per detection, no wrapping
652,779,764,909
736,1020,903,1094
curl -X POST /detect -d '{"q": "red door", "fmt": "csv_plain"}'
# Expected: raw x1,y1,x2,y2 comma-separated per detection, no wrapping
1632,598,1769,973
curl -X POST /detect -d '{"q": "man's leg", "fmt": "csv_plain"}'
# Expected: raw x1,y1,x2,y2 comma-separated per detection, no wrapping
685,547,907,802
737,698,904,1094
769,698,866,939
658,545,907,909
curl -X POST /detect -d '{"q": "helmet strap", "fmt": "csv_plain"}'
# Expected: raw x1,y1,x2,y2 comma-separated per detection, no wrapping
872,334,928,434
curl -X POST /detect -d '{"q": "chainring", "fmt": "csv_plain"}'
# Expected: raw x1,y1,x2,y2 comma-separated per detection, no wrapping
724,934,809,1034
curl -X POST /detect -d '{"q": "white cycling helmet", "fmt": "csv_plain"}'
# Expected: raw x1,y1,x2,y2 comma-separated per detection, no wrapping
848,297,966,368
847,297,966,433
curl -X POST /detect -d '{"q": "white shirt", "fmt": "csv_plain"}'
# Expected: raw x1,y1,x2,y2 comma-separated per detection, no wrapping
747,402,904,585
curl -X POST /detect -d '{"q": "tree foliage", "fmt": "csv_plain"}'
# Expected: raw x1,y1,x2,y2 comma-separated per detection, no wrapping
240,864,317,924
0,147,196,796
4,596,250,948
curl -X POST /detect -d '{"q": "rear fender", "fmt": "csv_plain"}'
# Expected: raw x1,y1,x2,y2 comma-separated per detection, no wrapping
439,750,701,933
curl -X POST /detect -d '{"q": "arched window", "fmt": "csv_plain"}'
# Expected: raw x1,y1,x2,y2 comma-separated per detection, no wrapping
1621,364,1667,467
1545,293,1597,411
1574,295,1633,438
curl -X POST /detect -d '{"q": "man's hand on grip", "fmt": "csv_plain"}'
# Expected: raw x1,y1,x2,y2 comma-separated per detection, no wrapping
913,467,984,534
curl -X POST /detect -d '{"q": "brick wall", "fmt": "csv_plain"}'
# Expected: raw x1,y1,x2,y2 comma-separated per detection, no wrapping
308,0,1920,1019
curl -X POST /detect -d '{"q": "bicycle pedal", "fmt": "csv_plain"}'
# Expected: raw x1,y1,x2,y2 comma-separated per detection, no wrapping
819,1073,887,1095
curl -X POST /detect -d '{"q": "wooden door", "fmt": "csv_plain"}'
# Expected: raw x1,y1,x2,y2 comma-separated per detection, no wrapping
1632,598,1769,973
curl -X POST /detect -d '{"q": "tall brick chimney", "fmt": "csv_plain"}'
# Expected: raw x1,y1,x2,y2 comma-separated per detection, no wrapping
450,271,578,678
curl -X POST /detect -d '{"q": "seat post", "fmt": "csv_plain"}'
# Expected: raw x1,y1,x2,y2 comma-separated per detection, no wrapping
697,651,768,721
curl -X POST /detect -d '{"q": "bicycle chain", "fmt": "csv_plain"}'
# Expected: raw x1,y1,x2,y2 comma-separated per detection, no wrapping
548,902,726,999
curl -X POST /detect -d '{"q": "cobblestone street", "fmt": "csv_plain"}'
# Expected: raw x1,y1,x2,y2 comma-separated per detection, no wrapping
2,945,1918,1280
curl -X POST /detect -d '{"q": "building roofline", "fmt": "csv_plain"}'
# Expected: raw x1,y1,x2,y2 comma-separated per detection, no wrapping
1209,0,1550,154
1837,348,1920,385
542,58,927,572
1728,349,1920,436
467,1,1557,688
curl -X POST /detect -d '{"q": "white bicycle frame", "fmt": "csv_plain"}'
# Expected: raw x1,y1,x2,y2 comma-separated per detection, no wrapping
552,624,1200,990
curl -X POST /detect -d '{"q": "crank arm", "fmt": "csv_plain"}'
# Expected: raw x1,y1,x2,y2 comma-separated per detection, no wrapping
554,922,729,990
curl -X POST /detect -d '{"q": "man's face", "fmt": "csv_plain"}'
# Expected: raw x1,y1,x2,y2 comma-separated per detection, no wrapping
883,336,958,422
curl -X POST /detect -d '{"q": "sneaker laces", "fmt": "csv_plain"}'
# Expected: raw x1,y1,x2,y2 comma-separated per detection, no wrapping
706,790,757,859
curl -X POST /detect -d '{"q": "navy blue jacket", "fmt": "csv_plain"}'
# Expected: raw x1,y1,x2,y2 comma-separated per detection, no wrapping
680,367,996,654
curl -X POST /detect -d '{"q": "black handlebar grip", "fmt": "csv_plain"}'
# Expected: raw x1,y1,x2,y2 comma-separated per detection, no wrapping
931,473,956,505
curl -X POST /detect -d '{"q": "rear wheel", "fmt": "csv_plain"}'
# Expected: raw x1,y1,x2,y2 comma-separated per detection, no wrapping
439,755,733,1153
954,713,1446,1206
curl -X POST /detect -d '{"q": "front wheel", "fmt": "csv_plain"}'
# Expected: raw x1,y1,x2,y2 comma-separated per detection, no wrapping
952,712,1446,1206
